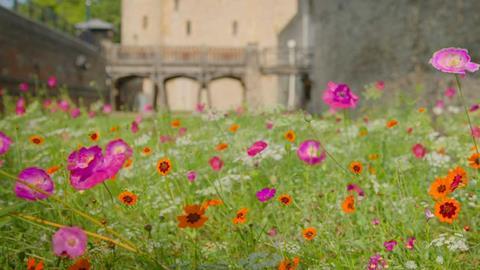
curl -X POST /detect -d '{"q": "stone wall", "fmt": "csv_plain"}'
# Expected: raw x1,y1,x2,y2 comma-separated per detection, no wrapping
284,0,480,113
0,6,106,102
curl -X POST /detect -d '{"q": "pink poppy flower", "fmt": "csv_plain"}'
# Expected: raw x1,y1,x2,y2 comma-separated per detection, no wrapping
58,100,70,112
15,97,26,116
297,140,326,165
429,48,479,74
347,183,365,197
367,254,388,270
256,187,276,202
160,135,172,143
196,103,205,113
19,82,29,92
444,87,456,99
267,227,277,237
14,167,54,201
70,108,81,118
47,76,57,88
103,104,112,114
52,227,87,259
472,127,480,138
411,143,427,158
322,81,359,110
247,140,268,157
144,104,153,112
131,121,139,133
178,127,187,137
209,156,224,171
68,146,108,190
470,104,480,112
265,121,274,130
0,131,13,155
375,81,385,90
384,240,397,251
372,218,380,226
43,99,52,109
88,111,96,118
405,237,416,250
186,171,197,182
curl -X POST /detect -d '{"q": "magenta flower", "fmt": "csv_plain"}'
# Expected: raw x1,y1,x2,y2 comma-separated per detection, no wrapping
144,104,153,112
19,82,29,92
384,240,397,251
68,146,108,190
58,100,70,112
372,218,380,226
196,103,205,113
347,183,365,197
88,111,96,118
70,108,81,118
105,139,133,158
366,254,388,270
187,171,197,182
160,135,172,143
411,143,427,159
470,104,479,112
14,167,54,201
47,76,57,88
429,48,479,74
405,237,416,250
131,121,139,133
52,226,87,259
265,121,274,130
322,81,359,110
209,156,224,171
256,187,276,202
267,227,277,237
0,131,13,155
444,87,456,99
103,104,112,114
43,99,52,109
247,140,268,157
375,81,385,90
178,127,187,137
297,140,326,165
16,97,26,116
471,127,480,138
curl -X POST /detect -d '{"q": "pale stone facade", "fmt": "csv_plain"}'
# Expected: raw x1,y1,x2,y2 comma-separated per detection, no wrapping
121,0,297,111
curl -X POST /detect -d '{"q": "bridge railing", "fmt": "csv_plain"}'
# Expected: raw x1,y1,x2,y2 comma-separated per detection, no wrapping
107,45,247,66
260,47,313,70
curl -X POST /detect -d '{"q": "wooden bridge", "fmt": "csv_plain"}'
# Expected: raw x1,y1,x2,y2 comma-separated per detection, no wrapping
105,44,312,110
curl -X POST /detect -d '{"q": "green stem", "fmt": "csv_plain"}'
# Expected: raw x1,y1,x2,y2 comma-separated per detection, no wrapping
455,74,479,154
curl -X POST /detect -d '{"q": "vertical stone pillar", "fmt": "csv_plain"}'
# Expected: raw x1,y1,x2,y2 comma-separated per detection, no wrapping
153,74,169,112
244,43,261,107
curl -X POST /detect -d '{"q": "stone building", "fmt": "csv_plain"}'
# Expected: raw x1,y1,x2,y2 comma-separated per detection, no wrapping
118,0,298,111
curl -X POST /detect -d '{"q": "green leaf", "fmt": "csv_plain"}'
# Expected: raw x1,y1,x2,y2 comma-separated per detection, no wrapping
0,202,29,218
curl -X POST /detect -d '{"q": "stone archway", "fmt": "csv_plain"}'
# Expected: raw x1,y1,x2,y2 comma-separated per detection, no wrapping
208,75,246,110
113,75,158,111
163,75,201,112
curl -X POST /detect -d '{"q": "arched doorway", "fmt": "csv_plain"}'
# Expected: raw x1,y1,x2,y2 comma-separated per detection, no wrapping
164,75,200,112
209,76,245,111
114,75,158,112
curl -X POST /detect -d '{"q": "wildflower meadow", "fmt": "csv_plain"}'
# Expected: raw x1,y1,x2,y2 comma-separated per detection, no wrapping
0,48,479,269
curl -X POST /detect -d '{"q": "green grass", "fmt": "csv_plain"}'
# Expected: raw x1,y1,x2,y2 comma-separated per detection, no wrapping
0,97,479,269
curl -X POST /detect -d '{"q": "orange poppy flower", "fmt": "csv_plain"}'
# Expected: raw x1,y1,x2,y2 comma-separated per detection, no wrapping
142,146,152,156
358,128,368,137
118,191,138,206
171,119,181,128
29,135,44,145
177,204,208,228
284,130,296,142
446,166,468,191
46,165,60,175
468,153,480,169
368,154,379,160
68,258,91,270
202,199,223,209
27,258,44,270
418,107,426,113
89,132,99,142
349,161,363,174
278,257,300,270
428,177,451,200
123,158,133,168
229,123,239,133
386,119,398,128
233,208,248,224
156,158,172,176
278,194,292,206
215,143,229,151
368,165,376,175
434,197,461,224
302,227,317,240
342,195,355,214
110,126,119,132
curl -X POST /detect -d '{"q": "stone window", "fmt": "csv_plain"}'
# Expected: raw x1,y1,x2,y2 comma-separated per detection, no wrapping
142,16,148,30
174,0,179,11
232,21,238,36
186,20,191,36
